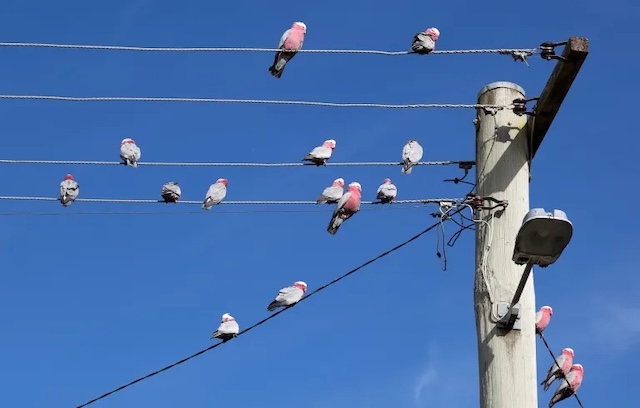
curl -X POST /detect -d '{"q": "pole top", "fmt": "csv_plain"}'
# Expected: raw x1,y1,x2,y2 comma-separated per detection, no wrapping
477,81,525,99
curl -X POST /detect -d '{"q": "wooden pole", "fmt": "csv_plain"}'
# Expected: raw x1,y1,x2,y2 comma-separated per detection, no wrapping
474,82,535,408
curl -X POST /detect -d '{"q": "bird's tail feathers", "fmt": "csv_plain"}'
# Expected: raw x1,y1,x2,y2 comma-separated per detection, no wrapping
267,301,280,311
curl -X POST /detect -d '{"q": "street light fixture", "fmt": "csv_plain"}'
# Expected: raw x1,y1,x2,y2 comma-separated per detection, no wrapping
495,208,573,331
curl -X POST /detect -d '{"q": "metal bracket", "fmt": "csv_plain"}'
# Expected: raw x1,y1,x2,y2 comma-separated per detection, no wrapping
492,302,522,331
512,97,539,116
444,161,475,185
539,41,568,62
465,194,508,211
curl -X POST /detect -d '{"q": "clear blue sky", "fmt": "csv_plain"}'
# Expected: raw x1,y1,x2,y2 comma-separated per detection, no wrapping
0,1,637,407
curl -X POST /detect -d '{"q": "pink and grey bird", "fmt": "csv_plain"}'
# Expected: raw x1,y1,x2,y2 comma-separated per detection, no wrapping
268,21,306,79
210,313,239,341
202,178,228,210
303,139,336,165
119,138,141,167
161,181,181,203
317,178,344,204
536,305,553,334
411,27,440,55
541,347,575,392
59,174,80,207
376,178,397,203
327,181,362,235
401,140,423,174
548,364,584,408
267,281,308,311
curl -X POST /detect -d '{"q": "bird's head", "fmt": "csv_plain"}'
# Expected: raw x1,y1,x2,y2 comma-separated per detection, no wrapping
121,138,135,145
426,27,440,40
293,22,307,33
571,364,584,373
323,139,337,149
383,178,392,184
64,174,74,181
563,348,575,357
348,182,362,191
293,281,308,291
333,178,345,187
222,313,234,322
216,178,229,187
541,305,553,315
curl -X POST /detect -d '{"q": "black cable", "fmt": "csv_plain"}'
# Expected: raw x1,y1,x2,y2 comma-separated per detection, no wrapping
538,333,585,408
75,206,465,408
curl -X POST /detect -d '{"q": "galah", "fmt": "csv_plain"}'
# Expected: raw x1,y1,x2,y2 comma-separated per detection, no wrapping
376,178,397,203
541,348,575,392
401,140,423,174
160,181,181,203
267,281,308,311
303,139,336,165
268,21,306,79
120,137,141,168
327,181,362,235
548,364,584,408
411,27,440,55
210,313,239,341
59,174,80,207
317,178,344,204
535,305,553,334
202,178,228,210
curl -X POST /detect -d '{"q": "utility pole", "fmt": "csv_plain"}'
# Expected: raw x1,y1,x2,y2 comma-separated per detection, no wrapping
474,81,535,408
473,37,589,408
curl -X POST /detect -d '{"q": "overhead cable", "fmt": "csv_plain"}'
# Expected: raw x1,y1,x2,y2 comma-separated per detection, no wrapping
0,196,460,206
0,41,538,58
0,206,431,217
75,205,467,407
0,159,466,168
0,94,507,109
538,333,586,408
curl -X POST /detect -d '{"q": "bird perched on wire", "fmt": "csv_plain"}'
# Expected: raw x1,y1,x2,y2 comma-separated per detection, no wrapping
535,305,553,334
267,281,308,311
120,138,141,168
411,27,440,55
160,182,181,203
59,174,80,207
303,139,336,165
376,178,397,203
268,21,306,79
202,178,228,210
327,181,362,235
317,178,344,204
541,348,574,392
548,364,584,408
210,313,239,341
401,140,423,174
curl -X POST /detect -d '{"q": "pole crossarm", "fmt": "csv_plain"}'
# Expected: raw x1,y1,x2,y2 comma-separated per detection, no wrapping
528,37,589,158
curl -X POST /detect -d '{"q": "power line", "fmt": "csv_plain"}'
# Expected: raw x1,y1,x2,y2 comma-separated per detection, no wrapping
75,205,467,408
0,41,538,57
0,196,460,206
0,94,507,109
538,333,585,408
0,159,466,168
0,206,428,217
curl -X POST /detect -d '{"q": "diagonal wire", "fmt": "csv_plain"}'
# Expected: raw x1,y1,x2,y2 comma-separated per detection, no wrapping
75,205,466,407
0,159,466,168
0,42,538,57
0,196,459,206
0,94,507,109
538,333,585,408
